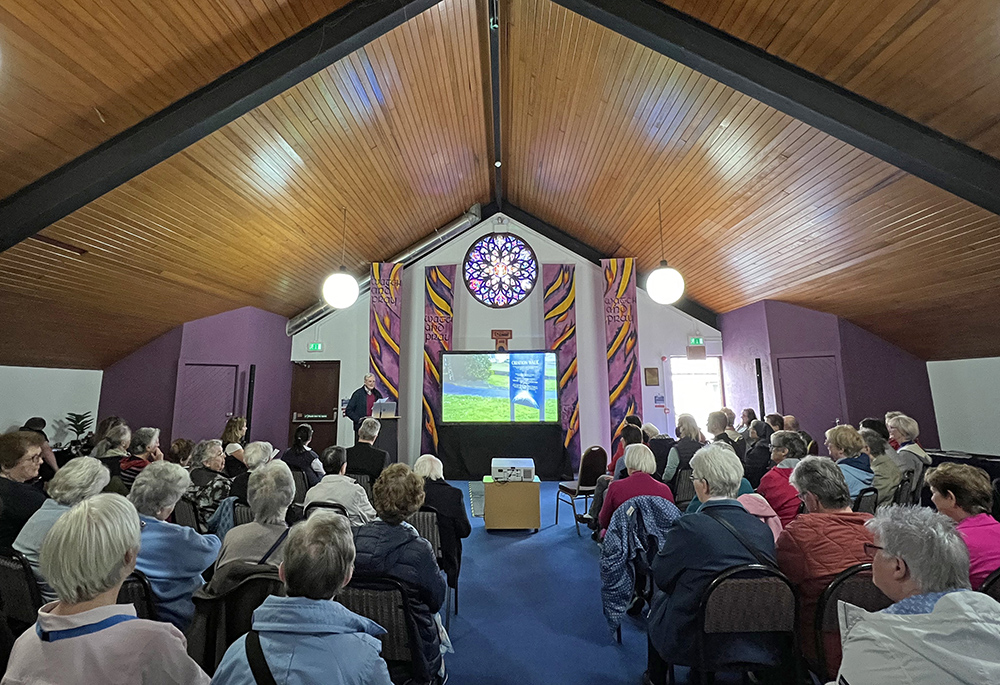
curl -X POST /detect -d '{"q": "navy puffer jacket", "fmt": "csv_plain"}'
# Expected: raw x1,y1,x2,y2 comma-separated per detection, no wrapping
353,520,446,679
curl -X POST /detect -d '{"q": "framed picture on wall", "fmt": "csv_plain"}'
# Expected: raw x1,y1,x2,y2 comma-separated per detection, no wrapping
644,367,659,386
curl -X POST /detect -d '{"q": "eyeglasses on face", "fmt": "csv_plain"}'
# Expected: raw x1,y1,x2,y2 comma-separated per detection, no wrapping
863,543,884,559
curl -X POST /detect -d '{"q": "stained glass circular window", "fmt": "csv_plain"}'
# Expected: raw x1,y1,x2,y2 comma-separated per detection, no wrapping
463,232,538,308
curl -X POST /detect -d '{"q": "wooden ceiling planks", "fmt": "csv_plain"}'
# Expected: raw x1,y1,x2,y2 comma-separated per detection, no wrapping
504,0,1000,360
0,0,491,368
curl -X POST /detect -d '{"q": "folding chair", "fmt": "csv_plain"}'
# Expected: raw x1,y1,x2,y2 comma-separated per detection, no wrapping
979,566,1000,597
290,469,308,504
892,472,912,505
0,550,42,637
556,446,609,534
813,563,891,681
304,501,350,518
852,487,878,514
347,472,374,504
672,468,697,511
173,497,203,532
118,570,158,620
233,502,254,525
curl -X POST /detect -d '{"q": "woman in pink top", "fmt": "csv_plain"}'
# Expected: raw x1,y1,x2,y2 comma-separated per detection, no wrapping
599,444,674,531
756,430,807,528
927,462,1000,589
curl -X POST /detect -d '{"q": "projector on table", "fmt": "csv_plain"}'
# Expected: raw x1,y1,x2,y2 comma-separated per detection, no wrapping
491,458,535,482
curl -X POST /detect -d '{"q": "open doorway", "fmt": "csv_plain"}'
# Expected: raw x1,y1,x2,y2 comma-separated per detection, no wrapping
668,356,724,429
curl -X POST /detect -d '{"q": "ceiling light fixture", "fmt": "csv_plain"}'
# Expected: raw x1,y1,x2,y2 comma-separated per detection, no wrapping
322,207,360,309
645,198,685,305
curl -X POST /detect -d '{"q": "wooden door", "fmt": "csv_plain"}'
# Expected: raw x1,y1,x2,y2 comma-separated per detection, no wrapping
174,363,239,443
289,361,340,456
776,355,842,456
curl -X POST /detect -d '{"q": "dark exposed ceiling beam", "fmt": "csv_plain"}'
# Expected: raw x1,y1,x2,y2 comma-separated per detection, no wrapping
501,204,719,329
550,0,1000,219
487,0,504,207
0,0,441,253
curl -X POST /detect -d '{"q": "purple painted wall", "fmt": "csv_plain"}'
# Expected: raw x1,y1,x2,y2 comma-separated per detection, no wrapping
99,307,293,451
719,301,775,417
839,319,939,448
98,326,183,446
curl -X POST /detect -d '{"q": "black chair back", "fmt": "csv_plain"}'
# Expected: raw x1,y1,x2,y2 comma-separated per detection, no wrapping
814,563,892,680
290,469,308,503
118,570,157,619
852,487,879,514
892,472,912,505
578,446,608,489
407,507,443,562
173,497,202,531
697,564,797,673
304,501,350,519
233,503,254,526
979,567,1000,597
673,467,696,509
347,472,373,503
991,478,1000,522
0,550,42,634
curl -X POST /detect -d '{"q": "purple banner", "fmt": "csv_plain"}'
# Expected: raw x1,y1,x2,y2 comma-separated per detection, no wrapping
603,258,643,455
543,264,581,471
421,265,456,454
370,263,403,404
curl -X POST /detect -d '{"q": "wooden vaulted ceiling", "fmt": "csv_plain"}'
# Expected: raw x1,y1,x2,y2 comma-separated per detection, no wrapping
1,0,1000,367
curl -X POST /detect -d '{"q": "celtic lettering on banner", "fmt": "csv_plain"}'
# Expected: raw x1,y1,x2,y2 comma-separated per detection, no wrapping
543,264,581,472
421,265,456,454
602,258,643,455
369,263,403,404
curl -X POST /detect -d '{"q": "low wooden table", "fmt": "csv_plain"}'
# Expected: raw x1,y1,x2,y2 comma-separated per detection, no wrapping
483,476,541,531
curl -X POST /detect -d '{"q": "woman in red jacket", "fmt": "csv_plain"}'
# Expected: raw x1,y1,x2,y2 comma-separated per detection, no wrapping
756,430,806,528
599,444,674,532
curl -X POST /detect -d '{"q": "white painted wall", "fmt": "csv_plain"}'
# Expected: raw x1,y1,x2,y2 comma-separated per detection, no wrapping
291,213,721,464
928,357,1000,455
0,366,104,445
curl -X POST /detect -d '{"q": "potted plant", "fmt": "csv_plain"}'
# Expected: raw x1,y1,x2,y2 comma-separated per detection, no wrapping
64,412,93,441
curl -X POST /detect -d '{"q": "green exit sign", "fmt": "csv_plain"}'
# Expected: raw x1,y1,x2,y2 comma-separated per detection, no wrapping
689,336,703,345
307,342,323,352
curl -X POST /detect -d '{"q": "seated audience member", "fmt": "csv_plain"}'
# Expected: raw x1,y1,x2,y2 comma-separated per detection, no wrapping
413,454,472,589
743,420,773,488
215,460,294,570
14,457,110,601
305,445,377,526
221,416,247,478
611,424,644,479
721,407,748,459
18,418,60,478
346,418,392,484
166,438,195,467
783,415,816,454
664,413,703,487
3,494,210,684
884,410,905,449
187,439,232,527
738,408,757,435
212,512,391,685
229,441,277,505
119,427,163,489
927,463,1000,589
644,425,675,481
0,431,47,548
609,415,644,469
354,464,446,680
600,445,675,532
776,456,873,672
582,446,612,530
887,414,931,496
859,417,900,466
88,415,125,458
282,424,324,487
859,427,902,507
838,506,1000,684
826,425,874,498
757,430,806,528
707,411,737,453
764,413,785,433
93,424,130,476
646,444,778,682
128,461,222,630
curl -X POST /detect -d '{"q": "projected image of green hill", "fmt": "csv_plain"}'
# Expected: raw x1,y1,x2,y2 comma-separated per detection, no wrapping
442,395,558,422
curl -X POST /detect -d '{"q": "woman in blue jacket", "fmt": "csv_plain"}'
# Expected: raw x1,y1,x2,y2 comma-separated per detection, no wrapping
128,461,221,630
826,425,874,498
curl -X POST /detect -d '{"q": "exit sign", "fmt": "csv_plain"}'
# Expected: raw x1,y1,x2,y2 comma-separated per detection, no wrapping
307,342,323,352
689,336,703,345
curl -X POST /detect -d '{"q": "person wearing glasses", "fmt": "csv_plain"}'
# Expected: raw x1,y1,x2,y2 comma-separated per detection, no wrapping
0,431,48,548
838,506,1000,684
756,430,807,528
775,456,874,675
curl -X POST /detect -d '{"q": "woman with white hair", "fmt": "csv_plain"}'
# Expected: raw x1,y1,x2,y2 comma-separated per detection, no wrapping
215,460,295,571
646,444,778,682
229,441,277,505
3,493,210,684
93,423,130,474
119,427,163,489
598,444,674,532
128,461,221,631
838,506,1000,684
413,454,471,588
14,456,110,601
186,439,231,528
887,414,931,496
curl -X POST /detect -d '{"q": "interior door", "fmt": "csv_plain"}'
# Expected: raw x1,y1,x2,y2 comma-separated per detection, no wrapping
174,363,239,443
776,355,842,455
289,361,340,455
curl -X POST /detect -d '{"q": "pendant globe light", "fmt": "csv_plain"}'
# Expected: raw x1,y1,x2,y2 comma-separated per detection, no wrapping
322,207,360,309
645,199,685,305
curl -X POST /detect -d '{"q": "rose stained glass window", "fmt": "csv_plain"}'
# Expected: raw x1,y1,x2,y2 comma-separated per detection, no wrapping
462,233,538,308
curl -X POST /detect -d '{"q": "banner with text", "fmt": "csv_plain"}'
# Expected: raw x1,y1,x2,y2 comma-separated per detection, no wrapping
370,262,404,405
421,265,456,454
602,258,643,455
543,264,581,470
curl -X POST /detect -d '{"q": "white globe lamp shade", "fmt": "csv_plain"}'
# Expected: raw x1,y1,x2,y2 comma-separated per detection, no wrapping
646,261,685,305
322,268,360,309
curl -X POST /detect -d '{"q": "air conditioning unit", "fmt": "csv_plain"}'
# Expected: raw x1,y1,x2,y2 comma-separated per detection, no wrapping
491,458,536,482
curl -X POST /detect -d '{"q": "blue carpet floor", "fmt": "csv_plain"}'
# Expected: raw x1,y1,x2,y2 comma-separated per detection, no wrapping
442,480,748,685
